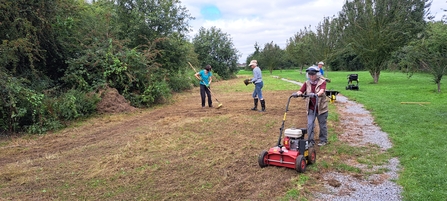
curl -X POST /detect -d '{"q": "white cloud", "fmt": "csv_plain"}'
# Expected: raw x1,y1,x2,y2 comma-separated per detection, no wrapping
181,0,445,63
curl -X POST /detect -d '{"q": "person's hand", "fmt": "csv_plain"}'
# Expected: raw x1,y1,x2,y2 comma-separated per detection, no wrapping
307,93,317,97
206,84,210,88
325,78,331,83
292,92,299,98
243,79,252,86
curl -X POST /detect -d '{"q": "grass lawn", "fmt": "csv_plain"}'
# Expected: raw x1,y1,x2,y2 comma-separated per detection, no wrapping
238,69,447,201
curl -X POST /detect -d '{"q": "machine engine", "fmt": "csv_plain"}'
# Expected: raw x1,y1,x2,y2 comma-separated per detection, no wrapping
283,128,307,151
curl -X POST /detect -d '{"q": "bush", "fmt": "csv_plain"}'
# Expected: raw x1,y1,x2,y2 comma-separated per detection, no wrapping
26,89,100,134
126,80,172,107
52,89,100,121
168,72,193,92
0,73,40,133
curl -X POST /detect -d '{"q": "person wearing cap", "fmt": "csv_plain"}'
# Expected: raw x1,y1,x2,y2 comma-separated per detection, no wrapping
318,61,325,76
306,64,319,80
317,61,331,83
248,60,266,112
293,66,329,146
195,64,213,108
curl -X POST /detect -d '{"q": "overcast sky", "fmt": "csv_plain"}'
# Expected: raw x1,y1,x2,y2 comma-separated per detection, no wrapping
181,0,446,63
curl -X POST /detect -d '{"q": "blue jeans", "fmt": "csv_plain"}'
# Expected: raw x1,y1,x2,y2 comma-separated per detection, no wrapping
252,81,264,99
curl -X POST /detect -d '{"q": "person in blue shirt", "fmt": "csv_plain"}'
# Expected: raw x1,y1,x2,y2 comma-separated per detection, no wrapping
194,65,213,108
318,61,325,76
317,61,331,83
248,60,266,112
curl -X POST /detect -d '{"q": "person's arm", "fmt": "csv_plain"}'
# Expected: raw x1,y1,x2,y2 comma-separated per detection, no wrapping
316,82,327,96
296,83,307,95
195,72,201,81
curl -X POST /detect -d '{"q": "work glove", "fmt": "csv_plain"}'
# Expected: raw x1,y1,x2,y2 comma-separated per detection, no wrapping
307,93,317,97
325,78,331,83
291,93,299,98
243,79,252,86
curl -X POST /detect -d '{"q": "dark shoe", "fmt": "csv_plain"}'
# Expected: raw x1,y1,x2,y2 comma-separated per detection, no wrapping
260,99,266,112
251,98,258,110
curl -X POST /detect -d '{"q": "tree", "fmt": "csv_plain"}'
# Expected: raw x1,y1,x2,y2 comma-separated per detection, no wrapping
338,0,430,83
113,0,194,47
246,42,261,70
286,27,318,72
259,42,284,74
314,16,339,64
0,0,74,82
397,22,447,92
62,0,193,106
192,26,240,79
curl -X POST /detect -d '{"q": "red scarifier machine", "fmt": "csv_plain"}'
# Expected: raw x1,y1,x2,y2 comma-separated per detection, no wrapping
258,94,317,173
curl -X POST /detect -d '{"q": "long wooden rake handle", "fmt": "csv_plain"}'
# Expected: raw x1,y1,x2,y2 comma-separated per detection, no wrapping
188,62,198,73
189,62,204,85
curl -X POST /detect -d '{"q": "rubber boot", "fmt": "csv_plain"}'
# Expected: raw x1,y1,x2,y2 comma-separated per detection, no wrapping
251,98,258,111
260,99,266,112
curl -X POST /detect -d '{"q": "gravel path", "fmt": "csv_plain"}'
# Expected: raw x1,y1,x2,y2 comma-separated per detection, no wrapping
282,78,403,201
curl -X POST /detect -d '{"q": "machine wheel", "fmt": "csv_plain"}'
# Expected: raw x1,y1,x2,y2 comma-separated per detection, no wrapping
295,155,306,173
307,147,317,165
258,150,269,168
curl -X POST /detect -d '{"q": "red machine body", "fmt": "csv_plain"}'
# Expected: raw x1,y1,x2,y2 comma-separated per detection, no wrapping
264,145,308,170
259,129,315,172
258,95,317,173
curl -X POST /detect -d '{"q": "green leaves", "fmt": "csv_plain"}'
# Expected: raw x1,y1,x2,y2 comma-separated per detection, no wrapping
192,26,240,79
1,0,197,134
259,41,285,74
394,21,447,92
338,0,429,83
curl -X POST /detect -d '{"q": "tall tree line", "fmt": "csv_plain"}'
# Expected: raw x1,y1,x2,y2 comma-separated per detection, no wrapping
250,0,443,86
